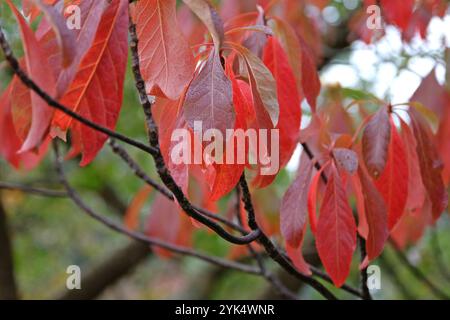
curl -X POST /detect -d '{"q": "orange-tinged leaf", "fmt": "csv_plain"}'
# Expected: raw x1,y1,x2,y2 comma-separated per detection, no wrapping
55,0,129,166
316,165,356,287
307,164,327,234
184,50,235,136
135,0,195,100
362,106,391,178
146,194,181,258
7,0,56,152
286,239,312,275
358,166,389,261
124,186,152,230
280,155,313,247
375,121,408,230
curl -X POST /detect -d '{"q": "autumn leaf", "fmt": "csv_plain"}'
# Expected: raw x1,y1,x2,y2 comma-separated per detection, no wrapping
286,240,312,275
362,106,391,178
316,165,356,287
375,120,409,230
54,0,129,166
182,0,225,48
7,0,56,152
184,50,235,137
280,155,313,247
409,109,448,221
300,37,320,113
229,42,280,128
358,166,389,261
332,148,358,175
135,0,195,100
29,0,77,68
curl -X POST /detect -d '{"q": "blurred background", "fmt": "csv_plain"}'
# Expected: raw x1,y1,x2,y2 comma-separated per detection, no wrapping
0,0,449,299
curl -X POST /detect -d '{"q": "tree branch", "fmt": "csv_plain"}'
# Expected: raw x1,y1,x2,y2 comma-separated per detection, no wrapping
0,182,67,198
358,235,372,300
53,141,260,276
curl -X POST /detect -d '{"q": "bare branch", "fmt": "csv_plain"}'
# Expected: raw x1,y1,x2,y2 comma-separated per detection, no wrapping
358,235,372,300
53,142,260,276
0,182,67,198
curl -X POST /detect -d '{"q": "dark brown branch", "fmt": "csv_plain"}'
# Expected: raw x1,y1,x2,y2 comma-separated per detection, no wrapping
53,142,260,276
390,240,450,299
128,22,260,245
234,188,298,300
108,139,247,234
238,174,338,300
0,192,19,300
0,182,67,198
0,27,157,157
358,235,372,300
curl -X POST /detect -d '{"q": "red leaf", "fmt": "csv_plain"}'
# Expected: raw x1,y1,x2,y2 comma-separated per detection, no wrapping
316,165,356,287
374,121,409,230
7,0,56,152
280,155,313,247
55,0,129,166
409,109,448,221
146,194,181,258
134,0,195,100
30,0,77,68
263,36,302,167
229,43,280,128
300,38,320,112
124,185,152,230
362,106,391,178
358,166,389,261
380,0,414,31
307,164,327,234
400,118,426,213
184,50,235,137
286,240,312,275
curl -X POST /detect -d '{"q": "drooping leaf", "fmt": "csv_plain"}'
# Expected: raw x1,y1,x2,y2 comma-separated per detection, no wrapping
280,155,313,247
409,109,448,221
7,0,56,152
30,0,77,68
300,37,320,112
374,121,409,230
134,0,195,100
400,118,426,213
54,0,129,166
229,42,280,128
358,166,389,261
184,50,235,137
316,165,356,287
182,0,225,48
286,239,312,275
362,106,391,178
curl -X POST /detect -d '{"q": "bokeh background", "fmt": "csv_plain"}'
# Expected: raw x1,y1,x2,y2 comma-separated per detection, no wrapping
1,0,449,299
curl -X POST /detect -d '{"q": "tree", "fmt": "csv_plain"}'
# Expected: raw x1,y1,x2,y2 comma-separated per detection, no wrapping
0,0,449,300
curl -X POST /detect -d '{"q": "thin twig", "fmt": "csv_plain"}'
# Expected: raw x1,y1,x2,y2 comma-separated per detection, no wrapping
0,182,67,198
238,174,338,300
52,142,260,276
127,21,259,245
108,139,248,234
358,235,372,300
